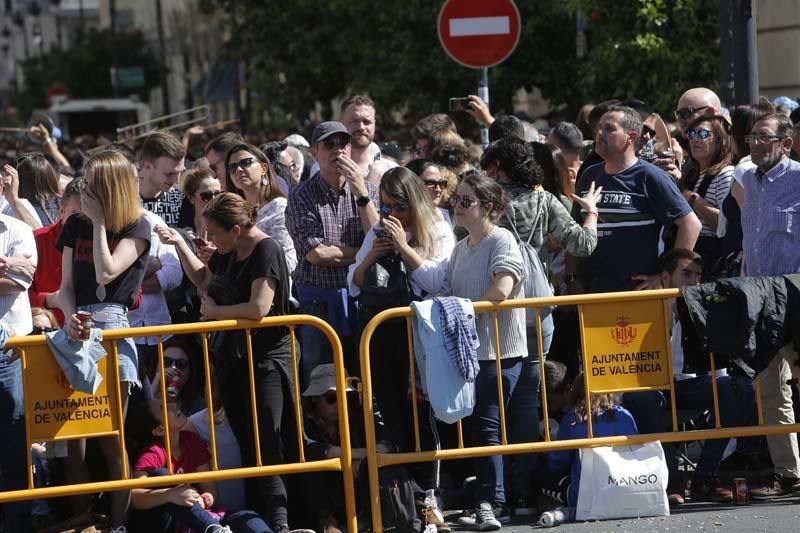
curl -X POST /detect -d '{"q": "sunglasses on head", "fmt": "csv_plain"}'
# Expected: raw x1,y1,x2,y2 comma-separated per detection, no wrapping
674,105,709,120
322,136,351,150
199,190,222,202
379,203,407,215
226,157,258,174
686,128,713,141
164,356,189,371
449,194,480,208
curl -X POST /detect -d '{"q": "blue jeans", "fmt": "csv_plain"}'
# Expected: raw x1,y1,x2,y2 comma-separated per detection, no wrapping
0,354,32,532
79,303,139,388
474,357,523,506
507,315,554,499
623,374,755,476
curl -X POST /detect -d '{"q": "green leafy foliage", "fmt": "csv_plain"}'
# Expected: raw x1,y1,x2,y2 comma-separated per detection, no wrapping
17,29,163,118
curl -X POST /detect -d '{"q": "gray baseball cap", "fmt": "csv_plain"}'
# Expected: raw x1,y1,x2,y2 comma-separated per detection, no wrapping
302,363,355,397
311,121,351,145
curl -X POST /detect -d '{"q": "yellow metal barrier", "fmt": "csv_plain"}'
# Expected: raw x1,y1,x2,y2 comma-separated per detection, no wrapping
359,289,800,532
1,315,357,533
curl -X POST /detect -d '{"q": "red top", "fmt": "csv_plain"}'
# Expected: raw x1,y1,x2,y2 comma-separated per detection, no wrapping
134,430,212,475
29,220,64,325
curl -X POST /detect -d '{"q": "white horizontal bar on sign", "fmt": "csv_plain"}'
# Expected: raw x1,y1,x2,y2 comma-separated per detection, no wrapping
449,16,510,37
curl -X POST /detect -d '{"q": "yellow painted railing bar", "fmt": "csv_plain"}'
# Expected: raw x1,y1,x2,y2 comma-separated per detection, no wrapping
662,299,679,433
20,348,34,490
491,310,508,445
535,309,551,442
156,336,173,476
457,419,464,449
406,316,421,452
200,334,219,471
588,385,675,395
112,340,130,480
0,459,344,504
244,329,263,467
577,305,593,439
360,311,385,532
709,353,722,429
755,377,764,425
288,326,305,463
329,323,357,533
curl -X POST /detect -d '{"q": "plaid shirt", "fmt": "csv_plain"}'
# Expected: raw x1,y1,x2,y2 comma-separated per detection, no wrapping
286,173,379,288
742,156,800,276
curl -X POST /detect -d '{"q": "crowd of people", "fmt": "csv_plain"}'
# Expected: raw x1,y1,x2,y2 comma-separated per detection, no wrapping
0,87,799,533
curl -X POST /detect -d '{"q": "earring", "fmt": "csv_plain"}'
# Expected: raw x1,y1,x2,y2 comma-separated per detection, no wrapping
261,174,268,186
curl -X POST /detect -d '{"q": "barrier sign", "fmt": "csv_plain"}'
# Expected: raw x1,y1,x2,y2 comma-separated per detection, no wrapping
580,300,672,392
23,342,119,441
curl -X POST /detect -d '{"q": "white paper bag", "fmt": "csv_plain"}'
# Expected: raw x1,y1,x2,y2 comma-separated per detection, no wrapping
576,442,669,521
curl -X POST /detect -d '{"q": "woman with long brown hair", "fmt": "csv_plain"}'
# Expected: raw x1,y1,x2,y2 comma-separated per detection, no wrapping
17,153,61,226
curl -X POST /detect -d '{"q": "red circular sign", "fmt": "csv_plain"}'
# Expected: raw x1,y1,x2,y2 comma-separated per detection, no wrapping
438,0,521,69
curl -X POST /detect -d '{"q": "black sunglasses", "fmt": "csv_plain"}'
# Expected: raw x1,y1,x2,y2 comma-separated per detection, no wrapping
423,179,447,189
322,136,351,150
31,326,57,335
227,157,258,174
379,203,407,215
674,105,709,120
199,190,222,202
164,356,190,371
449,194,481,208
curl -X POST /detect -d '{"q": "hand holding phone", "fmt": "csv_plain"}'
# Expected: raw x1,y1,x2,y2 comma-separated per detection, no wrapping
449,97,471,112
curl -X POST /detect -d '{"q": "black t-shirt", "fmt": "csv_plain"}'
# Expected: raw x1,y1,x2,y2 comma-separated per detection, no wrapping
56,214,152,308
141,189,188,228
208,237,292,360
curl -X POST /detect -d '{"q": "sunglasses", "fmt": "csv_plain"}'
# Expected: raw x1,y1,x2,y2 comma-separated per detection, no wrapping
379,203,407,215
449,194,481,208
226,157,258,174
322,136,351,150
199,190,222,202
164,356,189,371
641,125,656,139
686,128,713,141
31,326,57,334
674,105,709,120
423,179,447,190
322,392,338,405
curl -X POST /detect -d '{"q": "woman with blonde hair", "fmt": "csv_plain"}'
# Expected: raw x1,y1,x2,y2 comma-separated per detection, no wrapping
55,149,151,532
348,166,455,526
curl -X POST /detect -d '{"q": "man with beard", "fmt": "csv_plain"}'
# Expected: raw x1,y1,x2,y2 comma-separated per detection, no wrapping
740,113,800,500
567,106,701,293
286,122,379,384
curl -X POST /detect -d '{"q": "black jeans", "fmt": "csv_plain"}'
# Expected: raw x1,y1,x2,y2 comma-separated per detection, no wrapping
217,354,293,529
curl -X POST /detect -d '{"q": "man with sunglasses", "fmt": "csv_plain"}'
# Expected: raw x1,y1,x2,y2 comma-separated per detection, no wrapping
739,113,800,500
286,121,380,385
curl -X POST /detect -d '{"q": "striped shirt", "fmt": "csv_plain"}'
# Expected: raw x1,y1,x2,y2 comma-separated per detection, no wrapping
573,160,691,293
286,173,379,289
741,157,800,276
692,166,733,237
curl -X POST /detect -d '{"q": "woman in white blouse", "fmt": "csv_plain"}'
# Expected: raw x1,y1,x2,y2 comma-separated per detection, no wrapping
224,143,298,274
348,166,454,521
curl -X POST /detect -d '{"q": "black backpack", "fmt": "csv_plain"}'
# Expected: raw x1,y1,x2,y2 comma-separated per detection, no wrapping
358,253,414,324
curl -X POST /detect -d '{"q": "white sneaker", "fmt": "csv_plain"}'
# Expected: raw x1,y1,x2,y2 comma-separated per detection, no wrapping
475,501,501,531
205,526,232,533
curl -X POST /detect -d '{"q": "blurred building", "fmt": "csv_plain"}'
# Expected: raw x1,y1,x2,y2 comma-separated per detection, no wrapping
757,0,800,101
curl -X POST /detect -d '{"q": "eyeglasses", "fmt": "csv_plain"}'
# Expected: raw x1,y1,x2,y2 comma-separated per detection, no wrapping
423,179,447,190
226,157,258,174
449,194,481,208
379,203,407,215
323,392,337,405
322,136,350,150
164,356,190,371
674,106,709,120
686,128,713,141
744,133,786,145
199,190,222,202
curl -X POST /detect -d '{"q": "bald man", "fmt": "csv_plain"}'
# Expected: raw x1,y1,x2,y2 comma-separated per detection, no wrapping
675,88,723,136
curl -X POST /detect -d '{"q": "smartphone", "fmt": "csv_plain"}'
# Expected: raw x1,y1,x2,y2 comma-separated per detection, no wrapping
449,97,471,112
374,220,389,239
193,238,208,249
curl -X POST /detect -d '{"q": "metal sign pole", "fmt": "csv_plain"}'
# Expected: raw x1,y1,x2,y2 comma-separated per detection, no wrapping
479,67,489,148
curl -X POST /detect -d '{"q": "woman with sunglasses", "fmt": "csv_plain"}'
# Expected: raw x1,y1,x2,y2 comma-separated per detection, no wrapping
155,192,296,532
54,150,152,532
148,337,205,417
681,115,734,275
224,143,298,274
407,158,456,228
181,166,222,241
347,166,455,527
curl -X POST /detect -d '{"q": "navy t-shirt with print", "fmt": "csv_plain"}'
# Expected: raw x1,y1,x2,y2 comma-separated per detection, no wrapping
573,159,691,293
56,214,151,308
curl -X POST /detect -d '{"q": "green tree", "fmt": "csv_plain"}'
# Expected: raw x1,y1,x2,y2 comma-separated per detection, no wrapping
17,29,163,118
216,0,720,126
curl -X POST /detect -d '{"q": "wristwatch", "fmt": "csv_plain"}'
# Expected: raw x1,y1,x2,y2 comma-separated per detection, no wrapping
356,195,371,207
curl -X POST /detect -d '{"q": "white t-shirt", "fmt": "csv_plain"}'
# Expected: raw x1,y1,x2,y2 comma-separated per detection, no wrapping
0,197,41,226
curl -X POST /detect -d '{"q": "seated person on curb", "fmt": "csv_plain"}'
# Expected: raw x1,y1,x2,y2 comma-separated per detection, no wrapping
622,248,755,505
128,398,271,533
541,374,638,509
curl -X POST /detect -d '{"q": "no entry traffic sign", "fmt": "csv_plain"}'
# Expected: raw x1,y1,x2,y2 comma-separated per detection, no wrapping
438,0,522,69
